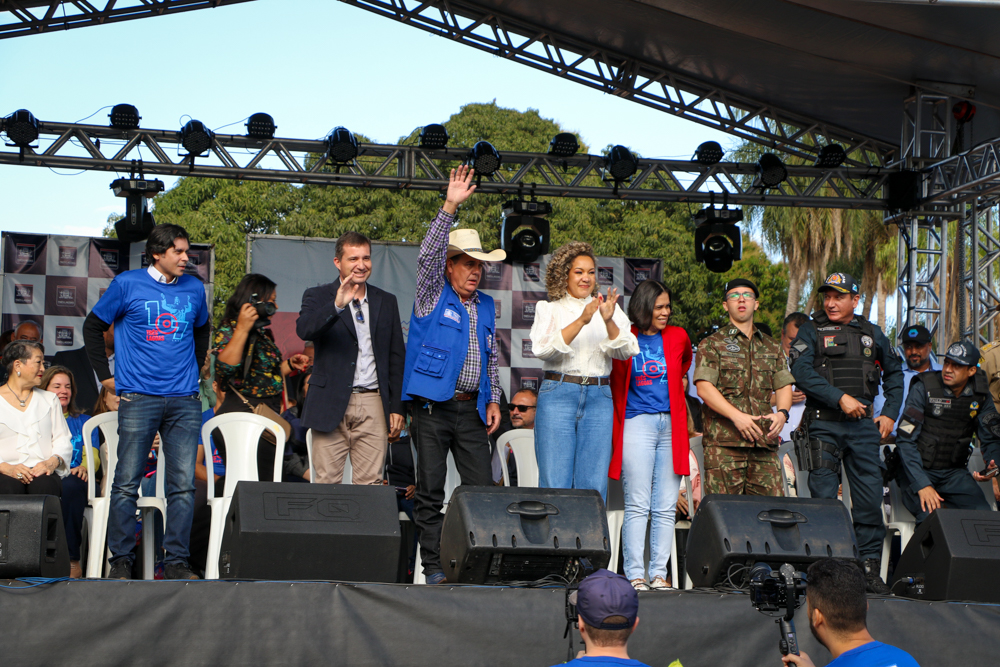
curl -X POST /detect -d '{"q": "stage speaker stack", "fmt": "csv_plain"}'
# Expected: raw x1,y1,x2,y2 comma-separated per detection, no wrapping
440,486,610,584
685,495,858,588
891,509,1000,603
219,482,401,581
0,495,70,578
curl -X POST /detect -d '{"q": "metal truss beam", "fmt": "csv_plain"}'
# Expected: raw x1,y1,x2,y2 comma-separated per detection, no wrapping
0,120,889,208
0,0,253,38
337,0,896,168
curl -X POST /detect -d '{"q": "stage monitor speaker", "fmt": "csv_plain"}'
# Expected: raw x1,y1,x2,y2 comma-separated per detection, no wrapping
891,509,1000,603
885,170,922,212
219,482,401,582
685,495,858,588
440,486,610,584
0,494,70,578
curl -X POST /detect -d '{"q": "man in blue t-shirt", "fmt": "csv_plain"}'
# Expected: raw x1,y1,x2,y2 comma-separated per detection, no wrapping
553,569,650,667
782,559,920,667
84,224,210,580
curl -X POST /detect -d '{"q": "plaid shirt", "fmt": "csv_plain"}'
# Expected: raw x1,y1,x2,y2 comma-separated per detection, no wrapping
414,208,500,402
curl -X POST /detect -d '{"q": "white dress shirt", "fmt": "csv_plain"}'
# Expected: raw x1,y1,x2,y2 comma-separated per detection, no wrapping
529,295,639,377
0,389,73,476
147,265,178,284
336,293,378,390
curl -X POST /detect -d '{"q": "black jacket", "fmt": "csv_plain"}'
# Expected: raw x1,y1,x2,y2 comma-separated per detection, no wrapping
296,280,406,433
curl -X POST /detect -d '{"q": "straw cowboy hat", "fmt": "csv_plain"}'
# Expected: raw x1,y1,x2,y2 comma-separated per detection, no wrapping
446,228,506,262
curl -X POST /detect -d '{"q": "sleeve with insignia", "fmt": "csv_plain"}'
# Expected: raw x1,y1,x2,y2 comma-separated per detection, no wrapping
898,420,916,435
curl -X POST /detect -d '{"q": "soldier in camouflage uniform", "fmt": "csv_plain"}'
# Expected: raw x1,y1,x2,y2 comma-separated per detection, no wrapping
694,279,795,496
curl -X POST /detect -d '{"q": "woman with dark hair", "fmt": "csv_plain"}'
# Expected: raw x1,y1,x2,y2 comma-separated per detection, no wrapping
213,273,309,479
0,341,73,497
41,364,98,578
530,242,638,499
609,280,692,591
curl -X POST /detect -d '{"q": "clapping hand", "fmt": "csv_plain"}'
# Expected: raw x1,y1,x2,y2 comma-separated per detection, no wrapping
598,287,620,322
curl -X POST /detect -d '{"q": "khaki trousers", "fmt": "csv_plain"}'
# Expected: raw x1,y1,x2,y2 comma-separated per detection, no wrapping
312,392,388,485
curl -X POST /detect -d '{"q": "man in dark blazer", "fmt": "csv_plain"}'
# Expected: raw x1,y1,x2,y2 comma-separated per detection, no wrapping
296,231,406,484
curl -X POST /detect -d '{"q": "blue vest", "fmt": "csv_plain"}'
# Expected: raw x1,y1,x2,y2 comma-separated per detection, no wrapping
402,285,495,424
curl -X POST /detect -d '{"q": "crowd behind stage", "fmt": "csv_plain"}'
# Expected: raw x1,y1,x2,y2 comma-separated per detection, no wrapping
2,165,999,591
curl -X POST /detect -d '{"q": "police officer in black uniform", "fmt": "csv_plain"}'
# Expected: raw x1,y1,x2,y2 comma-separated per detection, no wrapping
895,340,1000,523
789,273,903,594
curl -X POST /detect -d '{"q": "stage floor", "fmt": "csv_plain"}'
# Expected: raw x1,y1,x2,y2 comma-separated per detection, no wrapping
2,579,996,666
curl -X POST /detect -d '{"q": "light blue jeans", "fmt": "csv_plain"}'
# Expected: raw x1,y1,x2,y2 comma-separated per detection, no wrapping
621,412,680,582
535,378,613,501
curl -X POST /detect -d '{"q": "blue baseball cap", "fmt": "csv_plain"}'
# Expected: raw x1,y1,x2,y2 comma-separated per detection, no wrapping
575,568,638,630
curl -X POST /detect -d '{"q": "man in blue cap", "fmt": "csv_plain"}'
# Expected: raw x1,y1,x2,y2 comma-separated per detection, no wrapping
872,324,941,438
789,272,903,594
558,568,647,667
894,340,1000,523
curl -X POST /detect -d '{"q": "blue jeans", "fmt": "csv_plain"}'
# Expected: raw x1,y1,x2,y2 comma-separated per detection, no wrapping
108,393,201,566
535,379,613,500
621,412,680,582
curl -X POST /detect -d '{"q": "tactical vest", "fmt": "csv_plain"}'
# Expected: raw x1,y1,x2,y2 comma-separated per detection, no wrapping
915,371,989,470
808,312,881,405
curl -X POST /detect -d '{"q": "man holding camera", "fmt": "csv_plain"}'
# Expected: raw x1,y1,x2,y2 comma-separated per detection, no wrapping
789,273,902,594
781,559,919,667
296,231,406,485
894,341,1000,523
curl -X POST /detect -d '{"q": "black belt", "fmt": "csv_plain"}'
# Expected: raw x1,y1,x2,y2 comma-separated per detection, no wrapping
352,387,379,394
453,391,478,401
809,405,872,422
544,372,610,387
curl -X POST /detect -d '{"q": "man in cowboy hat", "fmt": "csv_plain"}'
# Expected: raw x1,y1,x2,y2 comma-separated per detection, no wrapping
403,164,506,584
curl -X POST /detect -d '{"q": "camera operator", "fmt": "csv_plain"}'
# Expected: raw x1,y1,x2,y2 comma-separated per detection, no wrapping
781,559,919,667
214,274,309,479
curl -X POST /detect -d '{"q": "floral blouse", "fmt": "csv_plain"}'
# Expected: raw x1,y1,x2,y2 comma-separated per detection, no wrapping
213,323,283,399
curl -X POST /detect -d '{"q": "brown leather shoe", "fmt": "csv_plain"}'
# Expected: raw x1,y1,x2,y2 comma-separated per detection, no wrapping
69,560,83,579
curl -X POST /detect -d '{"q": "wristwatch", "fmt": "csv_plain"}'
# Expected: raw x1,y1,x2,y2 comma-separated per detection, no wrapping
776,408,790,421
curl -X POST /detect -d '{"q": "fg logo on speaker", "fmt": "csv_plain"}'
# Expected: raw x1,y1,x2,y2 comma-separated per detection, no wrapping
263,493,362,522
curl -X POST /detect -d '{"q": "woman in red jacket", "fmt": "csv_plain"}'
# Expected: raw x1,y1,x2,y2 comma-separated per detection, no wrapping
610,280,692,590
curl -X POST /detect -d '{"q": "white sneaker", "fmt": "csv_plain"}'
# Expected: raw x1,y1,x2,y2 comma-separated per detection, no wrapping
631,578,650,591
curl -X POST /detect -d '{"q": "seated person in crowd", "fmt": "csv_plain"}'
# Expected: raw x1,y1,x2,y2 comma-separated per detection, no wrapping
491,388,535,484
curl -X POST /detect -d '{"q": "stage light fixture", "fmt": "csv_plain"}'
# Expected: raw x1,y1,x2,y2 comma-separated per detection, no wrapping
3,109,39,147
501,199,552,264
693,195,743,274
549,133,579,158
246,113,276,140
814,144,846,169
604,145,638,182
326,126,358,163
111,176,165,244
419,124,449,149
467,141,501,176
180,119,214,156
109,104,140,130
694,141,724,165
756,153,788,188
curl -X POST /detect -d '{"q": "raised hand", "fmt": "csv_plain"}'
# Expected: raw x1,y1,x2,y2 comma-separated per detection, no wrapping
235,302,260,333
335,279,361,309
598,287,620,322
443,165,477,214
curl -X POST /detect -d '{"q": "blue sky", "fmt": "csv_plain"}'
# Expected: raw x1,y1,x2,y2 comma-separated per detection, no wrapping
0,0,733,238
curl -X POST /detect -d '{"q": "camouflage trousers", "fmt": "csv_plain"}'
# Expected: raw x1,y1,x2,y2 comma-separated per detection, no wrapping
703,444,784,497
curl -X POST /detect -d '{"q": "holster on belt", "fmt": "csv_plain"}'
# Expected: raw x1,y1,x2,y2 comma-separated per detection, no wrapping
792,414,842,474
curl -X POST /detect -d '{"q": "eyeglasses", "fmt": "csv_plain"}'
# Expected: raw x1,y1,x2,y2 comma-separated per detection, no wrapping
352,299,364,324
509,404,536,412
725,291,756,302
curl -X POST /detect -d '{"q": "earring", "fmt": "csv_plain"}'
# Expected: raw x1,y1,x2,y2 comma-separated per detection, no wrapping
16,371,21,377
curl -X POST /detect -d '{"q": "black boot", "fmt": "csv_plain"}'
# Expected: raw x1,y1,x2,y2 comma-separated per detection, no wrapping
862,558,891,595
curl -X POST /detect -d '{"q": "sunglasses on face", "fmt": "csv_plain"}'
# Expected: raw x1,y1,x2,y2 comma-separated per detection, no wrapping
509,404,536,412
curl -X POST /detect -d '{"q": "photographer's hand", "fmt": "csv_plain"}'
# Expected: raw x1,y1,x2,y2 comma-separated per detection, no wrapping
235,303,259,334
782,650,815,667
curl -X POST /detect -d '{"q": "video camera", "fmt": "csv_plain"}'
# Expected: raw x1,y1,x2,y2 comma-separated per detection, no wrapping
750,562,808,658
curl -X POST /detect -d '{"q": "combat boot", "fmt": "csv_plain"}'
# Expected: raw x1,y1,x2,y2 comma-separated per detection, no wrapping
862,558,891,595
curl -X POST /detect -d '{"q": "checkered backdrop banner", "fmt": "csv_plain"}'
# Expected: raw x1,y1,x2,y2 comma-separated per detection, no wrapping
248,235,661,399
1,232,214,356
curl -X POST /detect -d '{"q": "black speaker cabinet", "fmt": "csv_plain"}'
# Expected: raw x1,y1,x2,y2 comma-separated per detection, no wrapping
440,486,610,584
0,495,70,578
891,509,1000,603
686,495,858,587
219,482,401,582
886,170,923,212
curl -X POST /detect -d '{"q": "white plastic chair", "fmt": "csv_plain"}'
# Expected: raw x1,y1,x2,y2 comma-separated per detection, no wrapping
203,413,284,579
776,441,809,498
496,429,538,488
413,449,460,584
136,444,166,580
82,413,117,578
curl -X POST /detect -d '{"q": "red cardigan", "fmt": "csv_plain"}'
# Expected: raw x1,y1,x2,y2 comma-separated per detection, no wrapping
609,324,693,480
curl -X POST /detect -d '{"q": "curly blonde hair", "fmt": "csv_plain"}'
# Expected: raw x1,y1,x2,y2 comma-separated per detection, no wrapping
545,241,599,300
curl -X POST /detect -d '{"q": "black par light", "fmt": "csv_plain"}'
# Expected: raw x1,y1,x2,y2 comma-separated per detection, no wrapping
604,145,638,182
814,144,846,168
549,133,580,158
757,153,788,188
467,141,502,176
501,200,552,264
326,126,358,163
419,124,449,149
246,113,276,140
4,109,39,147
180,119,214,156
694,141,724,165
693,203,743,273
109,104,141,130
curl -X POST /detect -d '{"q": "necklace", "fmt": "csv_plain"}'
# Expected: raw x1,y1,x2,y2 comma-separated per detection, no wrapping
5,382,28,407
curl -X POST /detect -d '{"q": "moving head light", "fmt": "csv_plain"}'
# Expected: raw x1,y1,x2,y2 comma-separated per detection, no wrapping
502,199,552,264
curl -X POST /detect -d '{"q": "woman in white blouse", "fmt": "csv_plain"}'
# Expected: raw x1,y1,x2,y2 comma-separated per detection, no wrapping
530,242,639,499
0,340,72,495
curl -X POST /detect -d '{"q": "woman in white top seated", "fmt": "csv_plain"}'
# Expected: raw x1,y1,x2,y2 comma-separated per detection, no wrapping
0,340,72,496
529,242,639,500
